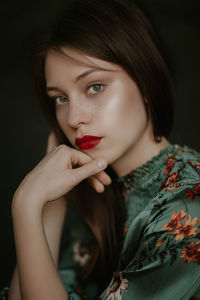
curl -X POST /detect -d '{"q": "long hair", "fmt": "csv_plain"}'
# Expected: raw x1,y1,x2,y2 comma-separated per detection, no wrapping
31,0,174,291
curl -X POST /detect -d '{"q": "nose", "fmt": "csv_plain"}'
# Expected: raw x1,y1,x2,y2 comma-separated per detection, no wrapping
66,96,92,128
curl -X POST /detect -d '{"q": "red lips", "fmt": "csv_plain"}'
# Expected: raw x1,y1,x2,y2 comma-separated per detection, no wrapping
75,135,102,150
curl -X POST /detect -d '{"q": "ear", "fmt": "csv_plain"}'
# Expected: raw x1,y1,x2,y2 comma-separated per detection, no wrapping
144,97,148,105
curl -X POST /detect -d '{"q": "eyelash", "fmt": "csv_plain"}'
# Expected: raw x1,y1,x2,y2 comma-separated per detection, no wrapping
87,82,105,94
51,82,105,105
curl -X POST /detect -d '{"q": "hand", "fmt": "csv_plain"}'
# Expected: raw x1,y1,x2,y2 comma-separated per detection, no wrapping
45,131,112,194
13,132,112,208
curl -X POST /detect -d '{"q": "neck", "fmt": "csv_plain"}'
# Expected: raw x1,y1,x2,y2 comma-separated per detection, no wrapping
111,123,171,178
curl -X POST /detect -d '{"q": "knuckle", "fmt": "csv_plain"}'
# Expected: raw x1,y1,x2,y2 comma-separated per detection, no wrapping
57,144,66,151
57,144,71,152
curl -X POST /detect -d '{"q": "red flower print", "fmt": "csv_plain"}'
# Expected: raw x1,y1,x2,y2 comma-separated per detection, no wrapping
162,210,186,232
180,241,200,263
194,185,200,193
172,215,199,240
186,190,196,202
103,271,128,299
160,172,179,191
73,241,90,267
167,183,180,191
177,148,186,153
156,239,165,247
188,160,200,170
186,184,200,202
165,173,179,186
164,154,176,176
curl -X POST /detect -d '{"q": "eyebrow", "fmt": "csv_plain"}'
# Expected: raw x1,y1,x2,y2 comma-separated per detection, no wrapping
46,68,114,92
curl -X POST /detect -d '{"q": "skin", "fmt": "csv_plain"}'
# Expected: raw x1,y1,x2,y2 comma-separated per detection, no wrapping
10,142,108,300
45,47,170,177
9,47,170,299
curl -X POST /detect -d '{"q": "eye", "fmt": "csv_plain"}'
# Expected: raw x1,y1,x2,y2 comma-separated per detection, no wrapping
53,96,68,105
87,83,104,95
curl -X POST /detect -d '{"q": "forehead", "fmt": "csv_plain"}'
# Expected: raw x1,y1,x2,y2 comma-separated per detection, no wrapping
44,46,122,74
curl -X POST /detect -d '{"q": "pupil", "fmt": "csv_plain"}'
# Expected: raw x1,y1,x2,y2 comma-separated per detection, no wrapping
94,84,100,91
60,96,66,102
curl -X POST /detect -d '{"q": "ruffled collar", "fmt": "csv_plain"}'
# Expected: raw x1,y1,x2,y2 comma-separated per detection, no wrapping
115,144,182,190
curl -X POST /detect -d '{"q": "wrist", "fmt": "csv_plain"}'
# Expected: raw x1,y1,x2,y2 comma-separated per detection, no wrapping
12,193,44,217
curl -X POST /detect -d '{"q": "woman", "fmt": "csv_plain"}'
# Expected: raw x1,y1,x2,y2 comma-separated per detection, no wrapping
3,0,200,299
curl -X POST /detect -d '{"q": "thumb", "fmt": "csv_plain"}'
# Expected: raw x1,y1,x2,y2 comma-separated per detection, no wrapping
71,158,108,185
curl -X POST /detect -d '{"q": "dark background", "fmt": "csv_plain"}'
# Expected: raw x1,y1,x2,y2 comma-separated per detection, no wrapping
1,0,200,289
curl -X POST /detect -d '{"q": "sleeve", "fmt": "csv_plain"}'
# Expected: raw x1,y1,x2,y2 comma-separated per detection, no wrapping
57,203,99,300
100,184,200,300
58,244,83,300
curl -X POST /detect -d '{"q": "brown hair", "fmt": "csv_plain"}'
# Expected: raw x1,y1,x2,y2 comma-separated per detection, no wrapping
31,0,174,290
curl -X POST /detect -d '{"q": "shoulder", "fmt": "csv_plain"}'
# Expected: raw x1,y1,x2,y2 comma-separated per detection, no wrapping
139,146,200,270
153,144,200,203
146,144,200,234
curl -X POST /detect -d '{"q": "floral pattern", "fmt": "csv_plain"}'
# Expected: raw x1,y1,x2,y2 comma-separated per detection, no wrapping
159,172,179,192
180,241,200,263
171,215,199,241
162,210,199,241
188,160,200,170
161,209,186,232
55,144,200,299
101,272,128,299
72,240,90,267
164,154,176,176
153,209,200,266
186,184,200,202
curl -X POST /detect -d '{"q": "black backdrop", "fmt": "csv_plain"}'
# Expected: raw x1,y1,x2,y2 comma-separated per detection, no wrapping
1,0,200,289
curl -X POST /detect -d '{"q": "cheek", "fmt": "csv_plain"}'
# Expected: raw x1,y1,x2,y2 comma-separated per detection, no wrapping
56,108,65,129
99,86,147,140
55,108,72,139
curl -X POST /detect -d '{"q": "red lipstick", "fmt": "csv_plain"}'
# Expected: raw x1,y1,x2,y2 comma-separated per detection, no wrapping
75,135,102,150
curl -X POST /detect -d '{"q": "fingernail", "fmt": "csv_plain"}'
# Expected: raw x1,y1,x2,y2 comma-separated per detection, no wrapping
97,159,106,168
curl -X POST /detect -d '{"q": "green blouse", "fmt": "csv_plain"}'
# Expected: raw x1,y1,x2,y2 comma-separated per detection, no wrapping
58,144,200,300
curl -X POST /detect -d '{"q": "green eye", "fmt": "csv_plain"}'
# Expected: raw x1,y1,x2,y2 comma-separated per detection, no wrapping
88,83,103,94
55,96,68,105
92,84,102,92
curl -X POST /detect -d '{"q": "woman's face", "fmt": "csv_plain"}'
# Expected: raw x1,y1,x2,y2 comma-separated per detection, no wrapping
45,47,152,175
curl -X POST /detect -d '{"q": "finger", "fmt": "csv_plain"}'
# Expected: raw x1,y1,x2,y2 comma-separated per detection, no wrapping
71,158,108,186
70,149,111,188
70,148,94,167
93,179,105,193
94,171,112,186
88,176,105,193
70,149,112,185
88,171,111,190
